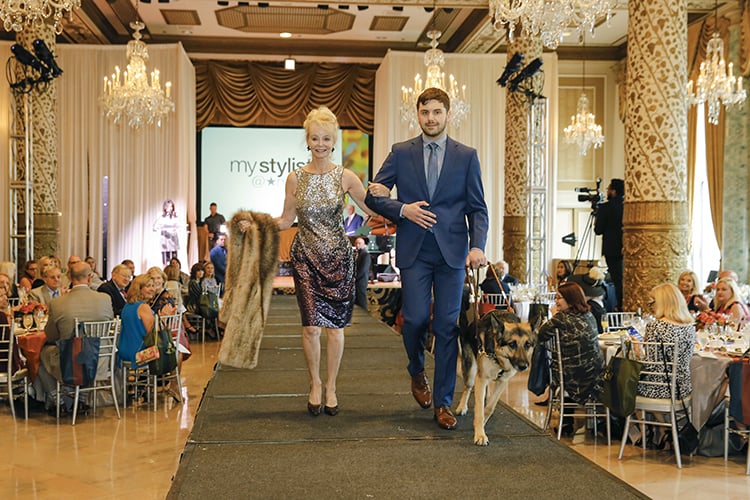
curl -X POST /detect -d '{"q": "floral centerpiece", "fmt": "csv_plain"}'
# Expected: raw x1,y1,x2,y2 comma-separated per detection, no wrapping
19,301,48,315
695,310,729,331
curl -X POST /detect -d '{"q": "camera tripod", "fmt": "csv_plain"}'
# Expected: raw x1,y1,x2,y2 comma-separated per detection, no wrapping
572,209,598,271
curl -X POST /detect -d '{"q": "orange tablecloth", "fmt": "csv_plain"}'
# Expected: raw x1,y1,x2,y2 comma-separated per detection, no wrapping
16,330,47,381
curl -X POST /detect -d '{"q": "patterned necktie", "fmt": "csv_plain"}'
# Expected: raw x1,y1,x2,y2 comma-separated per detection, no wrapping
52,290,59,298
426,142,438,198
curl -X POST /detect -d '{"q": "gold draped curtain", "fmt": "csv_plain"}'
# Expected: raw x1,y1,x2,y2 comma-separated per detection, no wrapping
687,16,729,254
194,60,377,134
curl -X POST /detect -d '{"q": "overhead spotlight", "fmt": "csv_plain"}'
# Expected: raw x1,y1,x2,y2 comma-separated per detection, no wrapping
317,4,329,9
424,7,434,12
140,0,151,3
157,0,169,3
338,5,349,9
442,8,453,13
392,6,403,11
356,5,368,10
237,1,249,5
562,233,577,246
11,44,45,74
284,58,296,70
217,1,229,5
257,1,268,6
508,57,543,92
33,39,63,78
496,52,524,87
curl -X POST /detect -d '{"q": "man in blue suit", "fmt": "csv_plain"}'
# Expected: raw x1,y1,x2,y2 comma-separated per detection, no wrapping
365,88,489,430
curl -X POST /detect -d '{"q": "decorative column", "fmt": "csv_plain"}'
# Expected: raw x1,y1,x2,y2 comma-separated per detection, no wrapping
623,0,689,311
502,32,542,284
15,26,59,258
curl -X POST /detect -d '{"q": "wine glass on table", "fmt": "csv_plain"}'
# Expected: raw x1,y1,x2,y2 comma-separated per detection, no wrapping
22,313,34,332
35,310,48,330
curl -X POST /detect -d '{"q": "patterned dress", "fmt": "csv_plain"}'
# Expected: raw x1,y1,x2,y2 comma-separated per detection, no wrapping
537,310,604,404
291,165,354,328
637,320,695,399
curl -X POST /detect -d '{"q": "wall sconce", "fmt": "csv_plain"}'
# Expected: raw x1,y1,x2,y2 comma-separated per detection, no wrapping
284,58,296,70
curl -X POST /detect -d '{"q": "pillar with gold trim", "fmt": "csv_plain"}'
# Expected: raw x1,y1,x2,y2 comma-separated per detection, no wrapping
623,0,689,311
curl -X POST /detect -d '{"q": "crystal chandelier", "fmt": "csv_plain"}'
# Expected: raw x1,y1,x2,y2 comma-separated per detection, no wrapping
0,0,80,35
100,21,174,129
488,0,616,50
563,56,604,156
400,30,470,130
687,32,746,125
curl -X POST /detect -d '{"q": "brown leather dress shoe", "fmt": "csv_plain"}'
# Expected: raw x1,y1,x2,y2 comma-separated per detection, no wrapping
411,371,432,409
434,406,457,430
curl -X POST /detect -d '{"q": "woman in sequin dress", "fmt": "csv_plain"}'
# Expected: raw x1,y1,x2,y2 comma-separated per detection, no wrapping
274,107,374,416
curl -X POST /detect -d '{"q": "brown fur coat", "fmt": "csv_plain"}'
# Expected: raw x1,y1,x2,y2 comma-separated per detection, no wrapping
218,211,279,369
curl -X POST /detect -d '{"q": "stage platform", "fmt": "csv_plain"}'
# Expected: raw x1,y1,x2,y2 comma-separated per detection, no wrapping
167,295,644,499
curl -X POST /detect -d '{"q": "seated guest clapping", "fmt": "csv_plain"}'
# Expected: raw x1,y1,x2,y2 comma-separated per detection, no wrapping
186,262,205,312
98,264,132,316
118,274,157,367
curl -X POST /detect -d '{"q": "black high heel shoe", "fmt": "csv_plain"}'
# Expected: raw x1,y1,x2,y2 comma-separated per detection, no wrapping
324,405,339,416
307,402,323,416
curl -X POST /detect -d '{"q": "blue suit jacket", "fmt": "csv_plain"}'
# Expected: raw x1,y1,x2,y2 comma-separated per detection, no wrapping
365,135,489,269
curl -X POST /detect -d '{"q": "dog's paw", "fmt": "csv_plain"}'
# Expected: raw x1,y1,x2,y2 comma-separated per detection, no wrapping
473,432,489,446
455,404,468,416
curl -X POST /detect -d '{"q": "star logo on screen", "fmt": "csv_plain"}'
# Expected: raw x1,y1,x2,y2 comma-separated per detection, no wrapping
267,178,276,186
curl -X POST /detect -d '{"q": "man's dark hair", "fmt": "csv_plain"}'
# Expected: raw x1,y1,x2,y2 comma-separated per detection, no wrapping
210,202,217,207
609,178,624,197
417,87,450,113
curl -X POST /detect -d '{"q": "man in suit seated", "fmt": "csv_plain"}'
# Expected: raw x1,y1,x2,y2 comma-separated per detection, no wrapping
38,262,115,415
29,266,63,306
495,259,519,287
97,264,132,316
344,204,364,236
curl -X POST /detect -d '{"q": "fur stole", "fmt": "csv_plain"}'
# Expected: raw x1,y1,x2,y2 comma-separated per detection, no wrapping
218,211,279,369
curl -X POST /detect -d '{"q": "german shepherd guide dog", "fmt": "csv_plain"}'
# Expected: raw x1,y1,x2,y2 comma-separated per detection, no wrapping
455,309,534,445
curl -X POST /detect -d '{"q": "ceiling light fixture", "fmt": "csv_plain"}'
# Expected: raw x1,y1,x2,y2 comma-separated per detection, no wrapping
687,0,746,125
563,44,604,156
487,0,615,49
279,31,292,38
400,29,469,130
284,57,296,70
100,7,174,129
0,0,80,34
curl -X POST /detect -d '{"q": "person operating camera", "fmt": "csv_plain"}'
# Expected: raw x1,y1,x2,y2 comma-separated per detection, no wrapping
594,178,624,311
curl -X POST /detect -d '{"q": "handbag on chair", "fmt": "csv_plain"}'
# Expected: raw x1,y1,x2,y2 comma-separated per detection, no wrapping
599,340,642,418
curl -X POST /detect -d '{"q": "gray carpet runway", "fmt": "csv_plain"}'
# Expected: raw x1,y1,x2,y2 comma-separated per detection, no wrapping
168,295,647,499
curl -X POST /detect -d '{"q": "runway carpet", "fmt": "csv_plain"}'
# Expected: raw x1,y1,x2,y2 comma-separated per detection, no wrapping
168,295,647,499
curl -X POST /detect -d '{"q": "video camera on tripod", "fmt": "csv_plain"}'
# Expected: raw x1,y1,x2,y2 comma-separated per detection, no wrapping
575,177,604,212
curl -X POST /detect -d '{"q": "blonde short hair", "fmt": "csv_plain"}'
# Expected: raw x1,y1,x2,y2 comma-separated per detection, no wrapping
651,283,693,325
303,106,339,145
677,270,700,296
713,277,743,311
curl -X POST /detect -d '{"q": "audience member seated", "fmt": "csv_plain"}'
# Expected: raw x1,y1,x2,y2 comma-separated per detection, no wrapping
344,204,365,236
59,255,83,290
480,261,512,296
637,283,695,400
37,262,114,415
19,260,37,293
147,266,189,364
202,261,219,294
536,282,604,406
186,263,205,313
98,264,132,316
567,267,607,334
118,274,156,367
169,257,190,297
0,262,20,301
30,256,53,289
29,266,63,306
121,259,136,279
548,260,574,290
354,237,371,309
700,277,750,325
85,256,104,290
677,270,705,313
495,259,519,287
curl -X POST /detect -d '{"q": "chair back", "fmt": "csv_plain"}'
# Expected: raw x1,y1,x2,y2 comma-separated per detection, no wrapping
159,313,183,343
0,319,15,378
74,318,121,382
632,339,680,404
544,329,565,396
479,292,511,312
605,312,636,333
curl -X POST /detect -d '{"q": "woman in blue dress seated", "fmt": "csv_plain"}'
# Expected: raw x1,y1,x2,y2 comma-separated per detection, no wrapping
118,274,157,367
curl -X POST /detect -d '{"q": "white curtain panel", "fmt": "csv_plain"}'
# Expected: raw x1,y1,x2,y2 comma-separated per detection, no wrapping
374,50,559,262
0,41,196,277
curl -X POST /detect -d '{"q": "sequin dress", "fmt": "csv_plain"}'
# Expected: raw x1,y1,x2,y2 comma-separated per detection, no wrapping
291,164,354,328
